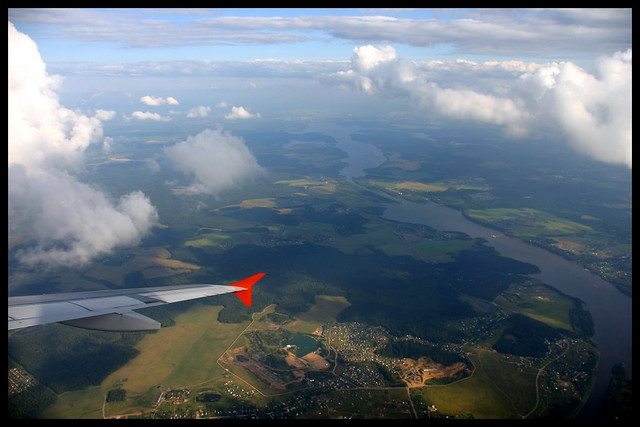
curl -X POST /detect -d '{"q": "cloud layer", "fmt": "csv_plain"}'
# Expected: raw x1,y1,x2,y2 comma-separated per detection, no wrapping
327,44,632,167
8,21,158,268
164,128,265,196
8,9,631,60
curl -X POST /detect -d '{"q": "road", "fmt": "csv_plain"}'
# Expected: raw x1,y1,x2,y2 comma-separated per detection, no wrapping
522,338,571,419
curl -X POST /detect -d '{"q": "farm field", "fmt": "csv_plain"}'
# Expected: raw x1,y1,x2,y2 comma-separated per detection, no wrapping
420,347,538,419
464,208,594,238
493,282,576,331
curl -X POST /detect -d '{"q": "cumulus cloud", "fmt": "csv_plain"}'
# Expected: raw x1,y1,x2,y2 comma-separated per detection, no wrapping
352,44,397,73
10,170,158,267
328,45,410,95
328,45,528,135
164,128,265,196
140,95,164,106
140,95,179,106
517,49,632,167
418,85,529,137
93,109,117,121
131,111,171,121
225,106,260,120
8,24,102,172
8,21,158,269
186,105,212,118
327,44,631,167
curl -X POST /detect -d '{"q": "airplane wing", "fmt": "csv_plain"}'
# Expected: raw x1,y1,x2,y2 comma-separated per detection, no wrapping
8,273,265,332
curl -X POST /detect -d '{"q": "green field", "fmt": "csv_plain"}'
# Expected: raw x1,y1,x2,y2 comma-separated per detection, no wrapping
364,179,491,194
464,208,594,238
40,386,105,419
274,178,338,193
104,305,248,387
322,220,474,263
294,295,352,330
40,304,252,418
185,233,232,248
419,347,538,419
494,282,575,331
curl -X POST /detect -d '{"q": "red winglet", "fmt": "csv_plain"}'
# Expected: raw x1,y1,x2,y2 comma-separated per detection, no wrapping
229,273,266,306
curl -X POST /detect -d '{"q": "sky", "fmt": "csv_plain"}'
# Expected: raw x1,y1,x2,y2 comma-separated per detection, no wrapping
7,8,633,270
7,8,632,65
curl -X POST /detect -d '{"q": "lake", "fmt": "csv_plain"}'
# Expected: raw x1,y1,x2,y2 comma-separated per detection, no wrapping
282,334,319,358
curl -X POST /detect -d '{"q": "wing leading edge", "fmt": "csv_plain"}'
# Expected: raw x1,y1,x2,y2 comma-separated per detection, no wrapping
8,273,266,332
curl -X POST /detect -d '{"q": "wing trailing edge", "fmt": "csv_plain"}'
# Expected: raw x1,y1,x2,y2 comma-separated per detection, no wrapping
61,311,161,331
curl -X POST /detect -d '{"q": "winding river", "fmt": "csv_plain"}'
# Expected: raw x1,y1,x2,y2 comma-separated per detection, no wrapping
321,123,631,418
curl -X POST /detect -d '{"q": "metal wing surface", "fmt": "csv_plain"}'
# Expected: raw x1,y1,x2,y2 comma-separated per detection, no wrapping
8,273,265,332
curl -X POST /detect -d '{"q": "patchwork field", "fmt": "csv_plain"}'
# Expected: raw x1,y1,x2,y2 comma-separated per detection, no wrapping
274,178,338,194
363,179,491,194
464,208,594,238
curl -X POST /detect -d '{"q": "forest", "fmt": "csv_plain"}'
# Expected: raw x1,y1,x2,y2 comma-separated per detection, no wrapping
377,340,468,366
492,313,562,357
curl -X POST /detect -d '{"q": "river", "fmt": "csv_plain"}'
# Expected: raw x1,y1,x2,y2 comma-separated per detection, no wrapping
383,199,632,418
319,123,631,418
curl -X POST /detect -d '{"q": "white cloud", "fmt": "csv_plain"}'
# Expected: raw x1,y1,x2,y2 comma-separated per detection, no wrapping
328,45,528,132
102,136,114,153
46,58,348,81
140,95,179,106
163,128,265,196
8,21,158,269
93,109,116,121
131,111,171,121
225,106,260,120
186,105,212,118
10,169,158,267
518,49,632,167
8,23,101,173
428,86,528,134
9,9,629,59
140,95,165,106
352,44,396,73
327,44,631,167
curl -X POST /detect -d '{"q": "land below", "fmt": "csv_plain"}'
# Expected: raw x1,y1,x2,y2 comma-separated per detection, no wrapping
8,119,630,419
